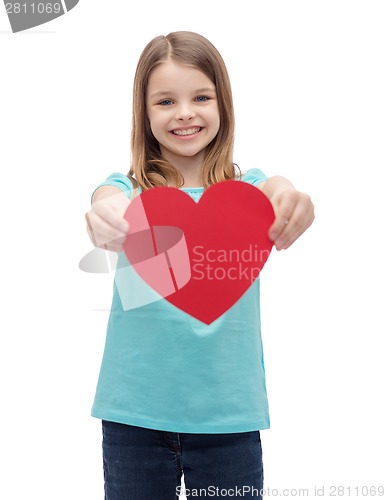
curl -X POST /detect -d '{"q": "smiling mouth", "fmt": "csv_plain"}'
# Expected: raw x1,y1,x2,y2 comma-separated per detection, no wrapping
171,127,203,136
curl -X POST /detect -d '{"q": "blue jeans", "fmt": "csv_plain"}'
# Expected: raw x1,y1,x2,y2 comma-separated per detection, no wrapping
102,420,264,499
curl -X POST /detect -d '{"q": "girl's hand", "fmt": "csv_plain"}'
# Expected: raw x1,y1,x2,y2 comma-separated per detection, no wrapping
268,188,315,251
85,186,130,252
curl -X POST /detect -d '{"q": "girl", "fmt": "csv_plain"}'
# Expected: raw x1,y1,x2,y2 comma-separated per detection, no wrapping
86,31,314,500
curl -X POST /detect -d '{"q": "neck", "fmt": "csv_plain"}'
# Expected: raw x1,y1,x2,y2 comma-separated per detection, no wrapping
164,152,204,188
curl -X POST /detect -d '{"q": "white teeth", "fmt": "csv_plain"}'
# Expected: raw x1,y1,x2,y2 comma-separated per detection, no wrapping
173,127,201,136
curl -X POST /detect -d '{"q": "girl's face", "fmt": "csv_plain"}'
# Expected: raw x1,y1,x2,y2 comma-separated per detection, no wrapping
146,60,220,170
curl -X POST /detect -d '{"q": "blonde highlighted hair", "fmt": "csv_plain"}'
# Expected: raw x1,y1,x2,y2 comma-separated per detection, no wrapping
128,31,240,190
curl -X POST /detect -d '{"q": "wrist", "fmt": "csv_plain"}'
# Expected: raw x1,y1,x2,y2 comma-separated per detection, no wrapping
261,176,296,200
92,185,124,204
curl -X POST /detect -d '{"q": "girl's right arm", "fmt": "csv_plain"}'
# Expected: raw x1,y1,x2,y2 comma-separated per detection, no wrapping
85,186,130,252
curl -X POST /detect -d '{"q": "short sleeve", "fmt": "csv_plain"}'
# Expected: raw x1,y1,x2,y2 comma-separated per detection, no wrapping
241,168,268,187
91,172,134,202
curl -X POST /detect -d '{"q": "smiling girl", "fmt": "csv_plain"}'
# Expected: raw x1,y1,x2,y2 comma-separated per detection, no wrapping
85,31,314,500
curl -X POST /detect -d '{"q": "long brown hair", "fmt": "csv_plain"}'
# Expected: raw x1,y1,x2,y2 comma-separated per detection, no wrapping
128,31,240,190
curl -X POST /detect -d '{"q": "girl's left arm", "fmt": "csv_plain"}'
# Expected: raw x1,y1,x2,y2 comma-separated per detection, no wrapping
258,176,315,251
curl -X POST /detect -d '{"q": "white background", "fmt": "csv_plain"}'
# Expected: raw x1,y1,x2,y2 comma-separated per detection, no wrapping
1,1,385,499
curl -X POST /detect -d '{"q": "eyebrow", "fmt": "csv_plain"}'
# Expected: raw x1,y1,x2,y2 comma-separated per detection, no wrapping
149,87,216,99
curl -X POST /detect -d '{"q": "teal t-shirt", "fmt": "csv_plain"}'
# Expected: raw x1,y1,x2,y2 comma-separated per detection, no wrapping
91,169,271,433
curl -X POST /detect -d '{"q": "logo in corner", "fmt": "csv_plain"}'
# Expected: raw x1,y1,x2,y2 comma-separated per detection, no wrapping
4,0,79,33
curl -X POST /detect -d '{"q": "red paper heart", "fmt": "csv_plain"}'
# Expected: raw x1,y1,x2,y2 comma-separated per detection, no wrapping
123,180,275,324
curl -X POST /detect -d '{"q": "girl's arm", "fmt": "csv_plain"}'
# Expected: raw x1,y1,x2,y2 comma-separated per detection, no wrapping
258,176,315,251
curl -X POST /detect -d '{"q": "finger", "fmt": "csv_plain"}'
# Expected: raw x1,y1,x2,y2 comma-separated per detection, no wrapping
85,213,97,247
86,222,97,247
92,197,130,233
104,241,125,252
86,213,128,248
275,203,315,250
268,192,298,241
92,228,128,249
268,200,296,241
268,214,292,242
98,209,129,233
86,206,128,236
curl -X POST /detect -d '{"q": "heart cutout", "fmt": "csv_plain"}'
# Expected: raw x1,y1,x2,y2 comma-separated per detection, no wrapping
123,180,275,324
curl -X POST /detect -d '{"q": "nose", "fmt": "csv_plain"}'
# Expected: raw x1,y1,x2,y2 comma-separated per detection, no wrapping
176,102,196,121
